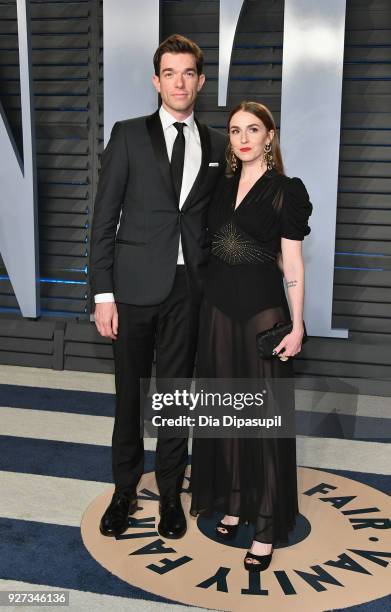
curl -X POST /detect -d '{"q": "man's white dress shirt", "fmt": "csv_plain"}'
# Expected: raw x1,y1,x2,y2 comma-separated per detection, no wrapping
95,106,202,304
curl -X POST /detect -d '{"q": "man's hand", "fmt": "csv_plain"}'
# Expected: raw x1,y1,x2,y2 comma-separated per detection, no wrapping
94,302,118,340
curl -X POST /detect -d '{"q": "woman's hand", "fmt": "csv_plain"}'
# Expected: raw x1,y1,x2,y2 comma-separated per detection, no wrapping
272,326,304,360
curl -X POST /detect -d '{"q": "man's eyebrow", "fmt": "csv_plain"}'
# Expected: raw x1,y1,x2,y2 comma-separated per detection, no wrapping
161,67,196,73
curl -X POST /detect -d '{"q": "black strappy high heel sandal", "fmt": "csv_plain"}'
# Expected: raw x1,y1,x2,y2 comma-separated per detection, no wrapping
215,519,239,541
244,548,273,572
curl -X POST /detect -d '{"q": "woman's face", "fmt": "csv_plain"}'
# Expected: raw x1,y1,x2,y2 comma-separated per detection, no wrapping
229,110,274,165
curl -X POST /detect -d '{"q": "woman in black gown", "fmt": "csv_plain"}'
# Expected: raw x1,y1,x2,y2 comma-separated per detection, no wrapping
190,101,312,572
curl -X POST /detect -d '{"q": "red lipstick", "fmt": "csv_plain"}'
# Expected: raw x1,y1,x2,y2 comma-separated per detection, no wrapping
240,147,251,152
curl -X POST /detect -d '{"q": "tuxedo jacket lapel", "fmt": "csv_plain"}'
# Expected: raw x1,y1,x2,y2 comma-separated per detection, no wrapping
181,119,211,211
146,111,177,204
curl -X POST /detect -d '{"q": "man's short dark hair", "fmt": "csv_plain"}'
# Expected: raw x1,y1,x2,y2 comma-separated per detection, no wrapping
153,34,204,76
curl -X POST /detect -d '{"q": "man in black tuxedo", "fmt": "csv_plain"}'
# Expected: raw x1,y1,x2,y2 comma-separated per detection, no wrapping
90,34,226,538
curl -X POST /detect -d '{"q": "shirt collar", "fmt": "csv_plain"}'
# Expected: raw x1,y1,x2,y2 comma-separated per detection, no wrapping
159,105,195,132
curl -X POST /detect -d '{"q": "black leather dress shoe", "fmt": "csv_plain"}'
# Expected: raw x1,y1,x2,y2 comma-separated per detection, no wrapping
99,491,138,537
158,495,187,539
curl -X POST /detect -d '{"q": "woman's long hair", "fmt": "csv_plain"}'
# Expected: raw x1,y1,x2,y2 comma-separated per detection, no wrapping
226,101,284,176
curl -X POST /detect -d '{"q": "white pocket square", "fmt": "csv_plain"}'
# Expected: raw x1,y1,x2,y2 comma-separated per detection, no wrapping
209,162,219,167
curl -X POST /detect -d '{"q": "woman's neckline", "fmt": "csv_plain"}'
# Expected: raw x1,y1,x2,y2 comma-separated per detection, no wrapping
233,168,275,211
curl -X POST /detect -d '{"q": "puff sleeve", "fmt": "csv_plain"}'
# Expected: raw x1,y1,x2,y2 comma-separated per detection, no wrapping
280,177,312,240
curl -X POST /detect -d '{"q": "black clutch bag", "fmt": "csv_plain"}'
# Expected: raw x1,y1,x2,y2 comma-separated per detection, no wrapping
256,321,308,359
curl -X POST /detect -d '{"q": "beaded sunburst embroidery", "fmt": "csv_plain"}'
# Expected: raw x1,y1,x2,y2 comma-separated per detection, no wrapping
211,221,276,266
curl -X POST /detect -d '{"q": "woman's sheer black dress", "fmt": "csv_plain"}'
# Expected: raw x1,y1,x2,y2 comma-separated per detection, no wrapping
190,168,312,544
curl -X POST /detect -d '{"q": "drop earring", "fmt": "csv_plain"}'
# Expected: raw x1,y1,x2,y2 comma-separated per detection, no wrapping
263,142,274,171
229,147,238,172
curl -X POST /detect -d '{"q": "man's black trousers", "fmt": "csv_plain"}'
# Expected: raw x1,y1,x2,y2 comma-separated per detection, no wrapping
112,266,200,498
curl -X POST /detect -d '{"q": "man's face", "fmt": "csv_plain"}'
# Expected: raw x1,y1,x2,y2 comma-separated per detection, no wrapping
152,52,205,116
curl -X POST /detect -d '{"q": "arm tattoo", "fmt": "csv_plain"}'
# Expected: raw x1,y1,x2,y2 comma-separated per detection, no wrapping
286,280,298,289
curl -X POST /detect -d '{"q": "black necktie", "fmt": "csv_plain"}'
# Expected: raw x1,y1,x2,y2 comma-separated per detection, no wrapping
170,122,186,202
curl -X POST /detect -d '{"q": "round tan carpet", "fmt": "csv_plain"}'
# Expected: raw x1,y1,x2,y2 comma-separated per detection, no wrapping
81,467,391,611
